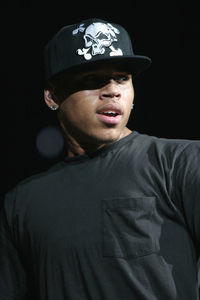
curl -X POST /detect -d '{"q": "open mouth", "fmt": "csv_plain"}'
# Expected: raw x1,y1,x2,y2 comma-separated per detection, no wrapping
96,106,122,125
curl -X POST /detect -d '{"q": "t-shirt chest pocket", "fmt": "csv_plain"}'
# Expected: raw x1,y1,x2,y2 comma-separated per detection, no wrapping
102,196,162,259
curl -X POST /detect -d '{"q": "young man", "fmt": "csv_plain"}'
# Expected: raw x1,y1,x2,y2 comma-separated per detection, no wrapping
0,18,199,300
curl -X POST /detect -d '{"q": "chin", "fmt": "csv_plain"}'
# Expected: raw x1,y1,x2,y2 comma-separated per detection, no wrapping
92,127,123,144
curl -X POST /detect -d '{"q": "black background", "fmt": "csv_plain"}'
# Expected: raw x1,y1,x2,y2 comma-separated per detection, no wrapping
1,1,200,200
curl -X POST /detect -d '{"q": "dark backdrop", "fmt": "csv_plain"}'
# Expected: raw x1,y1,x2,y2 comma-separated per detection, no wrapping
1,1,200,201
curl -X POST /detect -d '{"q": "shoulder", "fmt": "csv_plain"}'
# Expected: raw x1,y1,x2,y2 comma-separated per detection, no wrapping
2,161,67,212
133,131,200,155
126,131,200,172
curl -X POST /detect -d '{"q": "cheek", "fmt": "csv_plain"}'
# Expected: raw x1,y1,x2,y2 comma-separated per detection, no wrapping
58,91,97,123
123,86,134,108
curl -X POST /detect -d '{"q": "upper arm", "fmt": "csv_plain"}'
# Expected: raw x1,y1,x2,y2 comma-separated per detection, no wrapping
173,141,200,251
0,188,27,298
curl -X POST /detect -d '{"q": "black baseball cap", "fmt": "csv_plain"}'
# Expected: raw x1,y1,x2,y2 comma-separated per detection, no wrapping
44,18,151,81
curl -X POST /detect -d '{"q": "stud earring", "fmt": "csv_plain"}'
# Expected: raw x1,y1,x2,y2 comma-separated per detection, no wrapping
131,104,134,110
50,104,58,111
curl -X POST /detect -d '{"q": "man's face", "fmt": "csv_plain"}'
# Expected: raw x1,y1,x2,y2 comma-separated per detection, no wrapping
55,64,134,147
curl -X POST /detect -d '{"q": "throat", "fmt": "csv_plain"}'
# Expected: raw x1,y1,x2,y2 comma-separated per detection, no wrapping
67,140,107,157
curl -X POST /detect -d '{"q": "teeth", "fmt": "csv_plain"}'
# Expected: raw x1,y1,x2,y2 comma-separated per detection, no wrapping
102,111,118,115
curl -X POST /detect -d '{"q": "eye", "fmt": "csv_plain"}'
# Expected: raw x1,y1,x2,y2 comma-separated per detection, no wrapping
114,74,129,82
78,74,106,89
96,32,109,41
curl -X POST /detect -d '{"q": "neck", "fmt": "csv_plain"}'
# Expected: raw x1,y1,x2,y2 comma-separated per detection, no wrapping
67,141,106,158
62,127,132,158
65,134,111,157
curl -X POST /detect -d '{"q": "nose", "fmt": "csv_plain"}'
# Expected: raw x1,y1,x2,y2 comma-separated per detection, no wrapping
99,79,121,101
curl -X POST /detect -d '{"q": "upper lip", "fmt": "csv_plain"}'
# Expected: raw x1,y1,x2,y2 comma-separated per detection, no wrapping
96,103,123,115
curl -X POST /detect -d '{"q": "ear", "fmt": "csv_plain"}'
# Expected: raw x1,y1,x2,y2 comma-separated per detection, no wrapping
44,90,59,110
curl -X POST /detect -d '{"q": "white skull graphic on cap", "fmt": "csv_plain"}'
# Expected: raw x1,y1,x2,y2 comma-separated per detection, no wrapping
72,22,123,60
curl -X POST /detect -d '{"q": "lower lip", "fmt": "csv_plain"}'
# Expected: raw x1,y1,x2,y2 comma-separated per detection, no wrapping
96,113,122,125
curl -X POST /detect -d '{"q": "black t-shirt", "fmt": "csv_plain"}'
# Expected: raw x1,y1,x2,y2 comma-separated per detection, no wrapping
0,131,200,300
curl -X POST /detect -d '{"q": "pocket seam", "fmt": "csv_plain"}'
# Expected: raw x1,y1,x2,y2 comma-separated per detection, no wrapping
102,196,159,259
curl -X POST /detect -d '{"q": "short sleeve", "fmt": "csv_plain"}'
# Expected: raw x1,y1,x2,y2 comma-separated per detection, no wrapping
173,141,200,254
0,188,27,300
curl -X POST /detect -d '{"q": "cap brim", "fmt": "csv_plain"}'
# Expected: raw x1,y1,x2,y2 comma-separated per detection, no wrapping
47,55,151,82
93,55,152,77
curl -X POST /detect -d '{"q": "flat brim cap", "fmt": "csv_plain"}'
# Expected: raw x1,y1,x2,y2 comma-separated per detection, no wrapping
44,18,151,81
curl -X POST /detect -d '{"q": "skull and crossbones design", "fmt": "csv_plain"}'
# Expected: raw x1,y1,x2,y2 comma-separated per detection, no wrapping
72,22,123,60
